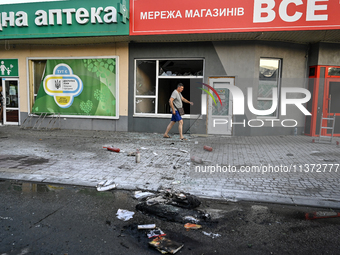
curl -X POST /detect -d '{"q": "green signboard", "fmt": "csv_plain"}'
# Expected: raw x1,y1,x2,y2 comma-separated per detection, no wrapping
32,58,118,117
0,0,129,39
0,59,18,77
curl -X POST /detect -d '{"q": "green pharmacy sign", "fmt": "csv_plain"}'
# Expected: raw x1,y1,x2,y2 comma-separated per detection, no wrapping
0,0,129,39
0,59,18,77
32,58,118,118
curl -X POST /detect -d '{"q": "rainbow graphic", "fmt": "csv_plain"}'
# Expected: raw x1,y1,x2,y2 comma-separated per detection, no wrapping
198,82,223,106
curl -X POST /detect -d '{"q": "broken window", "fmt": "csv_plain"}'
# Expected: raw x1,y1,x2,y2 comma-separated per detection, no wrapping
134,59,204,115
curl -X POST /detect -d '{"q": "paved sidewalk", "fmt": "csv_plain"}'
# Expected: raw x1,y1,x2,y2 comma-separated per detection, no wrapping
0,126,339,208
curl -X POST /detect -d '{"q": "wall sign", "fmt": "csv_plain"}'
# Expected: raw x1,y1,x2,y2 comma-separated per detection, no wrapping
0,59,18,77
130,0,340,35
0,0,129,39
32,58,118,118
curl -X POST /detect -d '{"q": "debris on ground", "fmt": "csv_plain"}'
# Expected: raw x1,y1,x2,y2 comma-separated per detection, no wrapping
184,223,202,230
103,146,120,153
0,216,13,220
183,216,199,223
203,145,213,151
190,156,203,164
202,231,221,239
136,150,141,163
136,202,209,224
134,191,155,200
149,236,184,254
305,211,340,220
127,151,136,156
96,180,117,191
138,224,156,229
147,228,166,238
136,189,208,224
116,209,135,221
171,181,181,185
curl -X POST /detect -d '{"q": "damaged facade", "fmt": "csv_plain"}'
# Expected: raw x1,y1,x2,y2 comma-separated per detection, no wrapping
0,0,339,137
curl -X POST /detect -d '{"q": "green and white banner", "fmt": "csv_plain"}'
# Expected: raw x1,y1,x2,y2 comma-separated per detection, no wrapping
32,58,118,117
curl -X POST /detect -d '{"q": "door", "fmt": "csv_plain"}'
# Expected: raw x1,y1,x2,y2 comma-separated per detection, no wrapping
2,78,20,125
323,79,340,136
207,77,234,135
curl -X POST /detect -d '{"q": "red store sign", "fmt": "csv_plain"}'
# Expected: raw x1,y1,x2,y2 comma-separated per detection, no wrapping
130,0,340,35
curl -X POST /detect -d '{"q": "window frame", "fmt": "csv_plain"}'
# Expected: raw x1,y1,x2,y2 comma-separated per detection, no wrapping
133,58,205,117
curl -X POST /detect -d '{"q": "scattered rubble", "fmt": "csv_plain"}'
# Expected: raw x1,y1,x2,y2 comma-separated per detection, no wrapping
147,228,166,238
138,224,156,229
203,145,213,151
202,231,221,239
96,180,117,191
184,223,202,230
116,209,135,221
305,211,340,220
149,236,184,254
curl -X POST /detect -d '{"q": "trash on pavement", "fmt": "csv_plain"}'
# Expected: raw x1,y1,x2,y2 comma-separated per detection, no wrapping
203,145,213,151
138,224,156,229
184,223,202,230
0,216,13,220
127,151,136,156
190,156,203,164
147,228,166,238
202,231,221,238
146,196,168,206
134,191,155,200
116,209,135,221
96,180,117,191
136,202,209,224
179,149,188,153
103,146,120,152
136,149,141,163
172,181,181,185
153,152,158,156
183,216,199,223
305,211,340,220
149,236,184,254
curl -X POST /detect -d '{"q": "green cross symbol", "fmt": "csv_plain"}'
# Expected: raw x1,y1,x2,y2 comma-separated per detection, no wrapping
119,0,129,24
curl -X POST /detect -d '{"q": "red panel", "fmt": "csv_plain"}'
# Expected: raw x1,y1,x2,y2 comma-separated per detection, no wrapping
130,0,340,35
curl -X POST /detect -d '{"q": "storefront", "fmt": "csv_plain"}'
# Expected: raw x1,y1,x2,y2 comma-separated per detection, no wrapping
0,59,19,125
0,0,130,131
129,0,340,136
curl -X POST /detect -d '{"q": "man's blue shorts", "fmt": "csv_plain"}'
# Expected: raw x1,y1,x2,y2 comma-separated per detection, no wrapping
171,111,182,122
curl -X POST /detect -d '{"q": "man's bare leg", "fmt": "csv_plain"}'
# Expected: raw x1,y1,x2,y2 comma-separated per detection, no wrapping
164,121,175,137
178,120,184,139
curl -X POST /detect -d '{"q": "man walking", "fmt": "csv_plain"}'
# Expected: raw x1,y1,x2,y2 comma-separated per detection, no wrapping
163,83,193,140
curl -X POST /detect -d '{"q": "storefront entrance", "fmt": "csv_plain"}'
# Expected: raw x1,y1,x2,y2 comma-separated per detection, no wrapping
323,79,340,135
207,77,234,135
1,78,19,125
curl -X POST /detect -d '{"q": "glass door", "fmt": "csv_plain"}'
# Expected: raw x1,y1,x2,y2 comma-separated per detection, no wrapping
323,79,340,136
207,77,234,135
2,78,19,125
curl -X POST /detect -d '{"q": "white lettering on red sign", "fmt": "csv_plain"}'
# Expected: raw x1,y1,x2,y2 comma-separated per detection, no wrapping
140,8,245,20
253,0,328,23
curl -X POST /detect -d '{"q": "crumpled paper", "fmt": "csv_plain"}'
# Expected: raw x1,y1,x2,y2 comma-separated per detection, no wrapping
116,209,135,221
